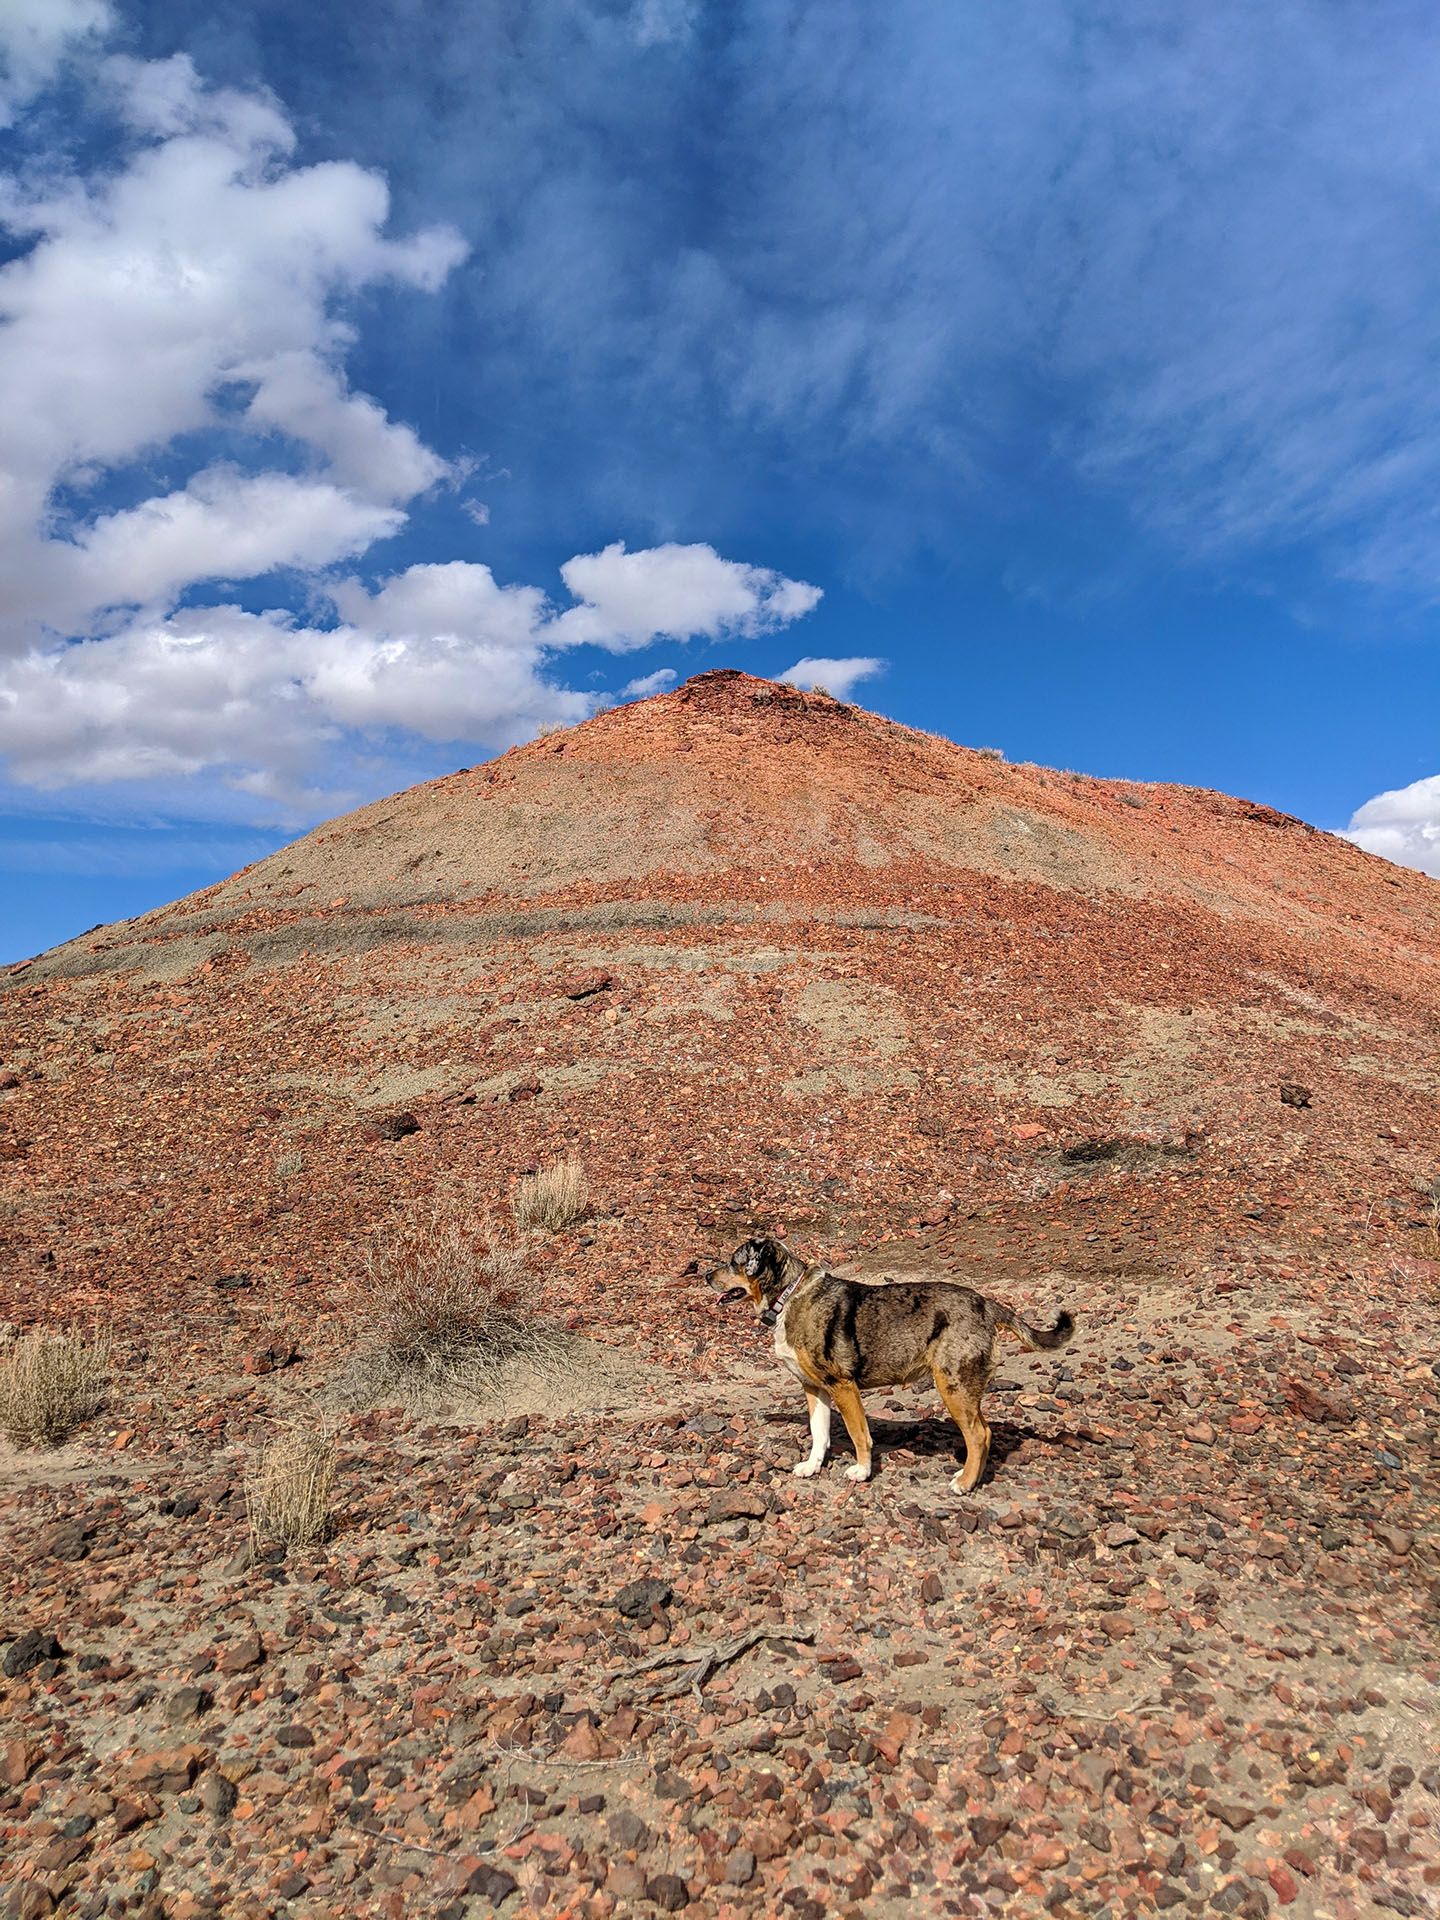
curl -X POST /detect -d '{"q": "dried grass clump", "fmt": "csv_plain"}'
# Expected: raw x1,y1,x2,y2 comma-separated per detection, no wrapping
274,1150,304,1179
0,1327,108,1448
247,1430,336,1547
1416,1175,1440,1258
512,1158,589,1232
349,1205,558,1403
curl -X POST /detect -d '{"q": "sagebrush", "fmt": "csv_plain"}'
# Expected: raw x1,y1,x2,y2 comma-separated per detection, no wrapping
247,1430,336,1547
512,1158,589,1231
0,1327,109,1448
350,1205,557,1400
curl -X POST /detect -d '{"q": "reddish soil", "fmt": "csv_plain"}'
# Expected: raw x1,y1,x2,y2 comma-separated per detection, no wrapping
1,669,1437,1919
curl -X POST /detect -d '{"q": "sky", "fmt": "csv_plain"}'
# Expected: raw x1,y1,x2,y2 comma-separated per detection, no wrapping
3,0,1440,961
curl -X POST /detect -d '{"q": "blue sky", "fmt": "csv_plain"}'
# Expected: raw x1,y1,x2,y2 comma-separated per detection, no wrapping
3,0,1440,962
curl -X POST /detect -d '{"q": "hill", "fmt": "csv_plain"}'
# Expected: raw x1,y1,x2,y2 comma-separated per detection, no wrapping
1,671,1436,1919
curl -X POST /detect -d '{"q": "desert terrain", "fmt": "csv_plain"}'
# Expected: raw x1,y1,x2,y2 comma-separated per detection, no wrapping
1,670,1436,1919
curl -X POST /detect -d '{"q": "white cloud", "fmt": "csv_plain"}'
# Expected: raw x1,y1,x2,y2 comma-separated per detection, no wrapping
0,39,465,650
777,656,884,700
0,585,589,813
620,667,677,698
1343,775,1440,879
0,0,111,126
66,470,405,618
0,24,824,818
554,541,821,652
0,545,821,815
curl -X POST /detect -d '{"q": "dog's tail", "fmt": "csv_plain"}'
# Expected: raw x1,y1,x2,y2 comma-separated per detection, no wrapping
995,1304,1075,1351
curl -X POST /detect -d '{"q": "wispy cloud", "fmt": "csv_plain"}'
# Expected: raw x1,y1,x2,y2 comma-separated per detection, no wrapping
291,1,1440,594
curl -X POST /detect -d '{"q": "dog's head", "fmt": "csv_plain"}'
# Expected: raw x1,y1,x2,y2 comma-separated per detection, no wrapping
708,1236,784,1316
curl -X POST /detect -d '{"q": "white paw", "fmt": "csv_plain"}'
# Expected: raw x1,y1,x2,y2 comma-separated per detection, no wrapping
791,1459,822,1478
843,1462,872,1483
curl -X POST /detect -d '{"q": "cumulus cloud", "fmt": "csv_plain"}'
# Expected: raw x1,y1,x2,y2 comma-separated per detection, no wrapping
0,40,465,649
0,17,823,820
66,471,405,619
777,656,885,701
554,542,821,652
0,549,819,816
1343,775,1440,879
620,668,678,699
0,0,111,125
0,593,585,813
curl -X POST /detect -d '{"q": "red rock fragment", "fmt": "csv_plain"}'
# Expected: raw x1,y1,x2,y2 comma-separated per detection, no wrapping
241,1340,299,1376
557,968,615,999
125,1746,206,1794
1267,1864,1299,1905
1282,1379,1353,1424
216,1634,264,1675
2,1740,40,1785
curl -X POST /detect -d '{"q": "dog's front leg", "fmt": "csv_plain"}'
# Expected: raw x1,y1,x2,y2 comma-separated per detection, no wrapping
793,1388,832,1477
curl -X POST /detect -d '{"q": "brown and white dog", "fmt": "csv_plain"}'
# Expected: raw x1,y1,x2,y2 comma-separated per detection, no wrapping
711,1236,1074,1491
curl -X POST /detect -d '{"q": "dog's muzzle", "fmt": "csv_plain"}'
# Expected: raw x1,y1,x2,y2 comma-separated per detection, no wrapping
713,1281,748,1307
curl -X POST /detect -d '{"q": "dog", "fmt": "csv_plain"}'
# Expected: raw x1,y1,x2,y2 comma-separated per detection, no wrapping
711,1235,1074,1492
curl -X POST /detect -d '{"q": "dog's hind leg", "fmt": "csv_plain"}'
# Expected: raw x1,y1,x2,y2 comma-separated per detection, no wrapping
793,1388,832,1477
830,1381,874,1482
932,1365,991,1494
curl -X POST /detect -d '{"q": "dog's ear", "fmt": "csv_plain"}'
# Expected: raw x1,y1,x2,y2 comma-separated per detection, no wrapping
737,1239,767,1279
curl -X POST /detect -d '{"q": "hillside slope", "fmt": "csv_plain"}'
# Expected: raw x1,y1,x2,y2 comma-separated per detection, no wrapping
5,667,1439,1343
2,671,1437,1920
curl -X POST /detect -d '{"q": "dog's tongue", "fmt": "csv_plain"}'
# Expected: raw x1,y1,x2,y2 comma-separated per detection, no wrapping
715,1284,747,1307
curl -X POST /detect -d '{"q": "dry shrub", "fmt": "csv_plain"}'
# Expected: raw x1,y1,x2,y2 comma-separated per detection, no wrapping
0,1328,108,1448
274,1150,304,1179
247,1430,336,1547
1417,1176,1440,1258
350,1204,558,1402
512,1158,589,1232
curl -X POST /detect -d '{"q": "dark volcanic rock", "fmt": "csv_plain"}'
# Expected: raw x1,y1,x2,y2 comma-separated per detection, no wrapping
615,1577,673,1619
4,1630,64,1678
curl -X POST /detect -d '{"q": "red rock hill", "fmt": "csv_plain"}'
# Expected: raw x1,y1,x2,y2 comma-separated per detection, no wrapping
3,668,1438,1358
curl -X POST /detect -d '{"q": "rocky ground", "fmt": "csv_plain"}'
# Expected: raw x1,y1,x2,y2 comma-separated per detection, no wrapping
2,1231,1435,1920
2,674,1438,1915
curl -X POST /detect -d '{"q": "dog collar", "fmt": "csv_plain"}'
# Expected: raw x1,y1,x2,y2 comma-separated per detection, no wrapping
761,1273,805,1328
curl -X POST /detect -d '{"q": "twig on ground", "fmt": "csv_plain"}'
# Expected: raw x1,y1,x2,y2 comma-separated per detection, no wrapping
614,1624,815,1699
